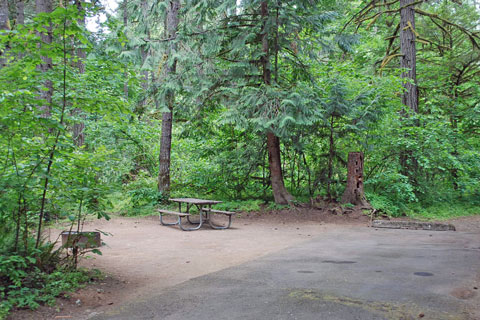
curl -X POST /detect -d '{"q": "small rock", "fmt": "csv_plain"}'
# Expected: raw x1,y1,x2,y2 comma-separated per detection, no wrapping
108,302,114,305
186,261,190,264
418,313,424,318
97,289,104,293
474,287,478,290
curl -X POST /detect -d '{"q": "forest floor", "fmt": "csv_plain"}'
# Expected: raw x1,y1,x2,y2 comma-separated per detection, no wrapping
9,206,480,320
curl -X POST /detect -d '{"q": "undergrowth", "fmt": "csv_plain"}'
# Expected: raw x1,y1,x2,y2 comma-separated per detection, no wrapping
367,190,480,220
109,174,480,221
405,201,480,220
0,253,102,320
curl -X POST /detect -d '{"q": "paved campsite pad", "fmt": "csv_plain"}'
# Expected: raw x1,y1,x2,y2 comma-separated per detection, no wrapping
92,227,480,320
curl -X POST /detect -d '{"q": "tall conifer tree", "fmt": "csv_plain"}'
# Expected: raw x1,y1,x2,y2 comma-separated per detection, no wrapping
158,0,180,195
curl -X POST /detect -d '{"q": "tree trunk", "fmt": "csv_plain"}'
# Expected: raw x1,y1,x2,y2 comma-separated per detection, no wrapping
15,0,24,25
0,0,9,31
326,115,334,199
0,0,9,67
158,0,179,195
267,132,294,204
261,1,293,205
399,0,418,183
341,152,369,207
73,0,85,147
400,0,418,113
122,0,128,100
135,0,149,117
36,0,53,118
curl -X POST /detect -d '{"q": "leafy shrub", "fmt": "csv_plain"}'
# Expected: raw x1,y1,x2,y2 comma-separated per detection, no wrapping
214,199,263,212
366,192,403,217
405,198,480,220
366,170,417,214
0,245,98,318
117,171,168,215
128,188,166,207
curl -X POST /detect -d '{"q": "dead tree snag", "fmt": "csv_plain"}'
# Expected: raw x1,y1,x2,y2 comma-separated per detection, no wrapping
341,152,370,207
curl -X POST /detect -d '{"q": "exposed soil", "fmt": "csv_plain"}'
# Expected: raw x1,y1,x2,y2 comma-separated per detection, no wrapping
445,215,480,232
8,207,479,320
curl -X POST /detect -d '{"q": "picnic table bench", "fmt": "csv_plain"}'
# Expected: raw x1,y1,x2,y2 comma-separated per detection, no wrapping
158,198,234,231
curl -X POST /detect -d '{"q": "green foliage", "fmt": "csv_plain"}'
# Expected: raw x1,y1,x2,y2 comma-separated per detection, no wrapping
1,0,480,314
405,199,480,221
126,172,167,207
366,171,417,204
0,251,99,316
111,0,479,216
0,4,126,316
267,202,291,211
367,192,404,217
0,230,101,316
214,200,263,212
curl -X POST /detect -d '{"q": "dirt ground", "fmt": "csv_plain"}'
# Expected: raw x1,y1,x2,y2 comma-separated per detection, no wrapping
8,208,480,320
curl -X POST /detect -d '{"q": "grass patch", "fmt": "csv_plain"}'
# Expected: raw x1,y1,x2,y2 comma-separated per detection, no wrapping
405,201,480,221
214,199,263,212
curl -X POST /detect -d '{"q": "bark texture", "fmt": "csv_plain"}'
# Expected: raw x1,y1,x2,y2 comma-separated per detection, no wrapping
399,0,418,182
261,1,293,205
36,0,53,117
267,132,294,204
15,0,24,25
123,0,128,100
0,0,10,67
400,0,418,113
341,152,369,207
0,0,9,31
136,0,149,117
158,0,180,195
73,0,85,147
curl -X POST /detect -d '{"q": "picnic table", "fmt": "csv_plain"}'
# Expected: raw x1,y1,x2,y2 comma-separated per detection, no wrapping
158,198,234,231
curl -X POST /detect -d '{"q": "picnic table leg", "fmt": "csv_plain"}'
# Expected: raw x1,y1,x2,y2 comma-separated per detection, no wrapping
201,205,211,223
207,212,233,230
186,203,201,225
205,205,232,230
159,213,181,226
179,211,203,231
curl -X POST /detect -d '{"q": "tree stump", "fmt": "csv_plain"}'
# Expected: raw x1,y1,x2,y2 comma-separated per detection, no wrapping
341,152,370,207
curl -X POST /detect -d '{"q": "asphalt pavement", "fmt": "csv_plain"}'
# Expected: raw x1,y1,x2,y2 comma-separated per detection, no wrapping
92,227,480,320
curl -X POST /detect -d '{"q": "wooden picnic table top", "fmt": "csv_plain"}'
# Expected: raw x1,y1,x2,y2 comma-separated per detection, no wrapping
169,198,222,205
